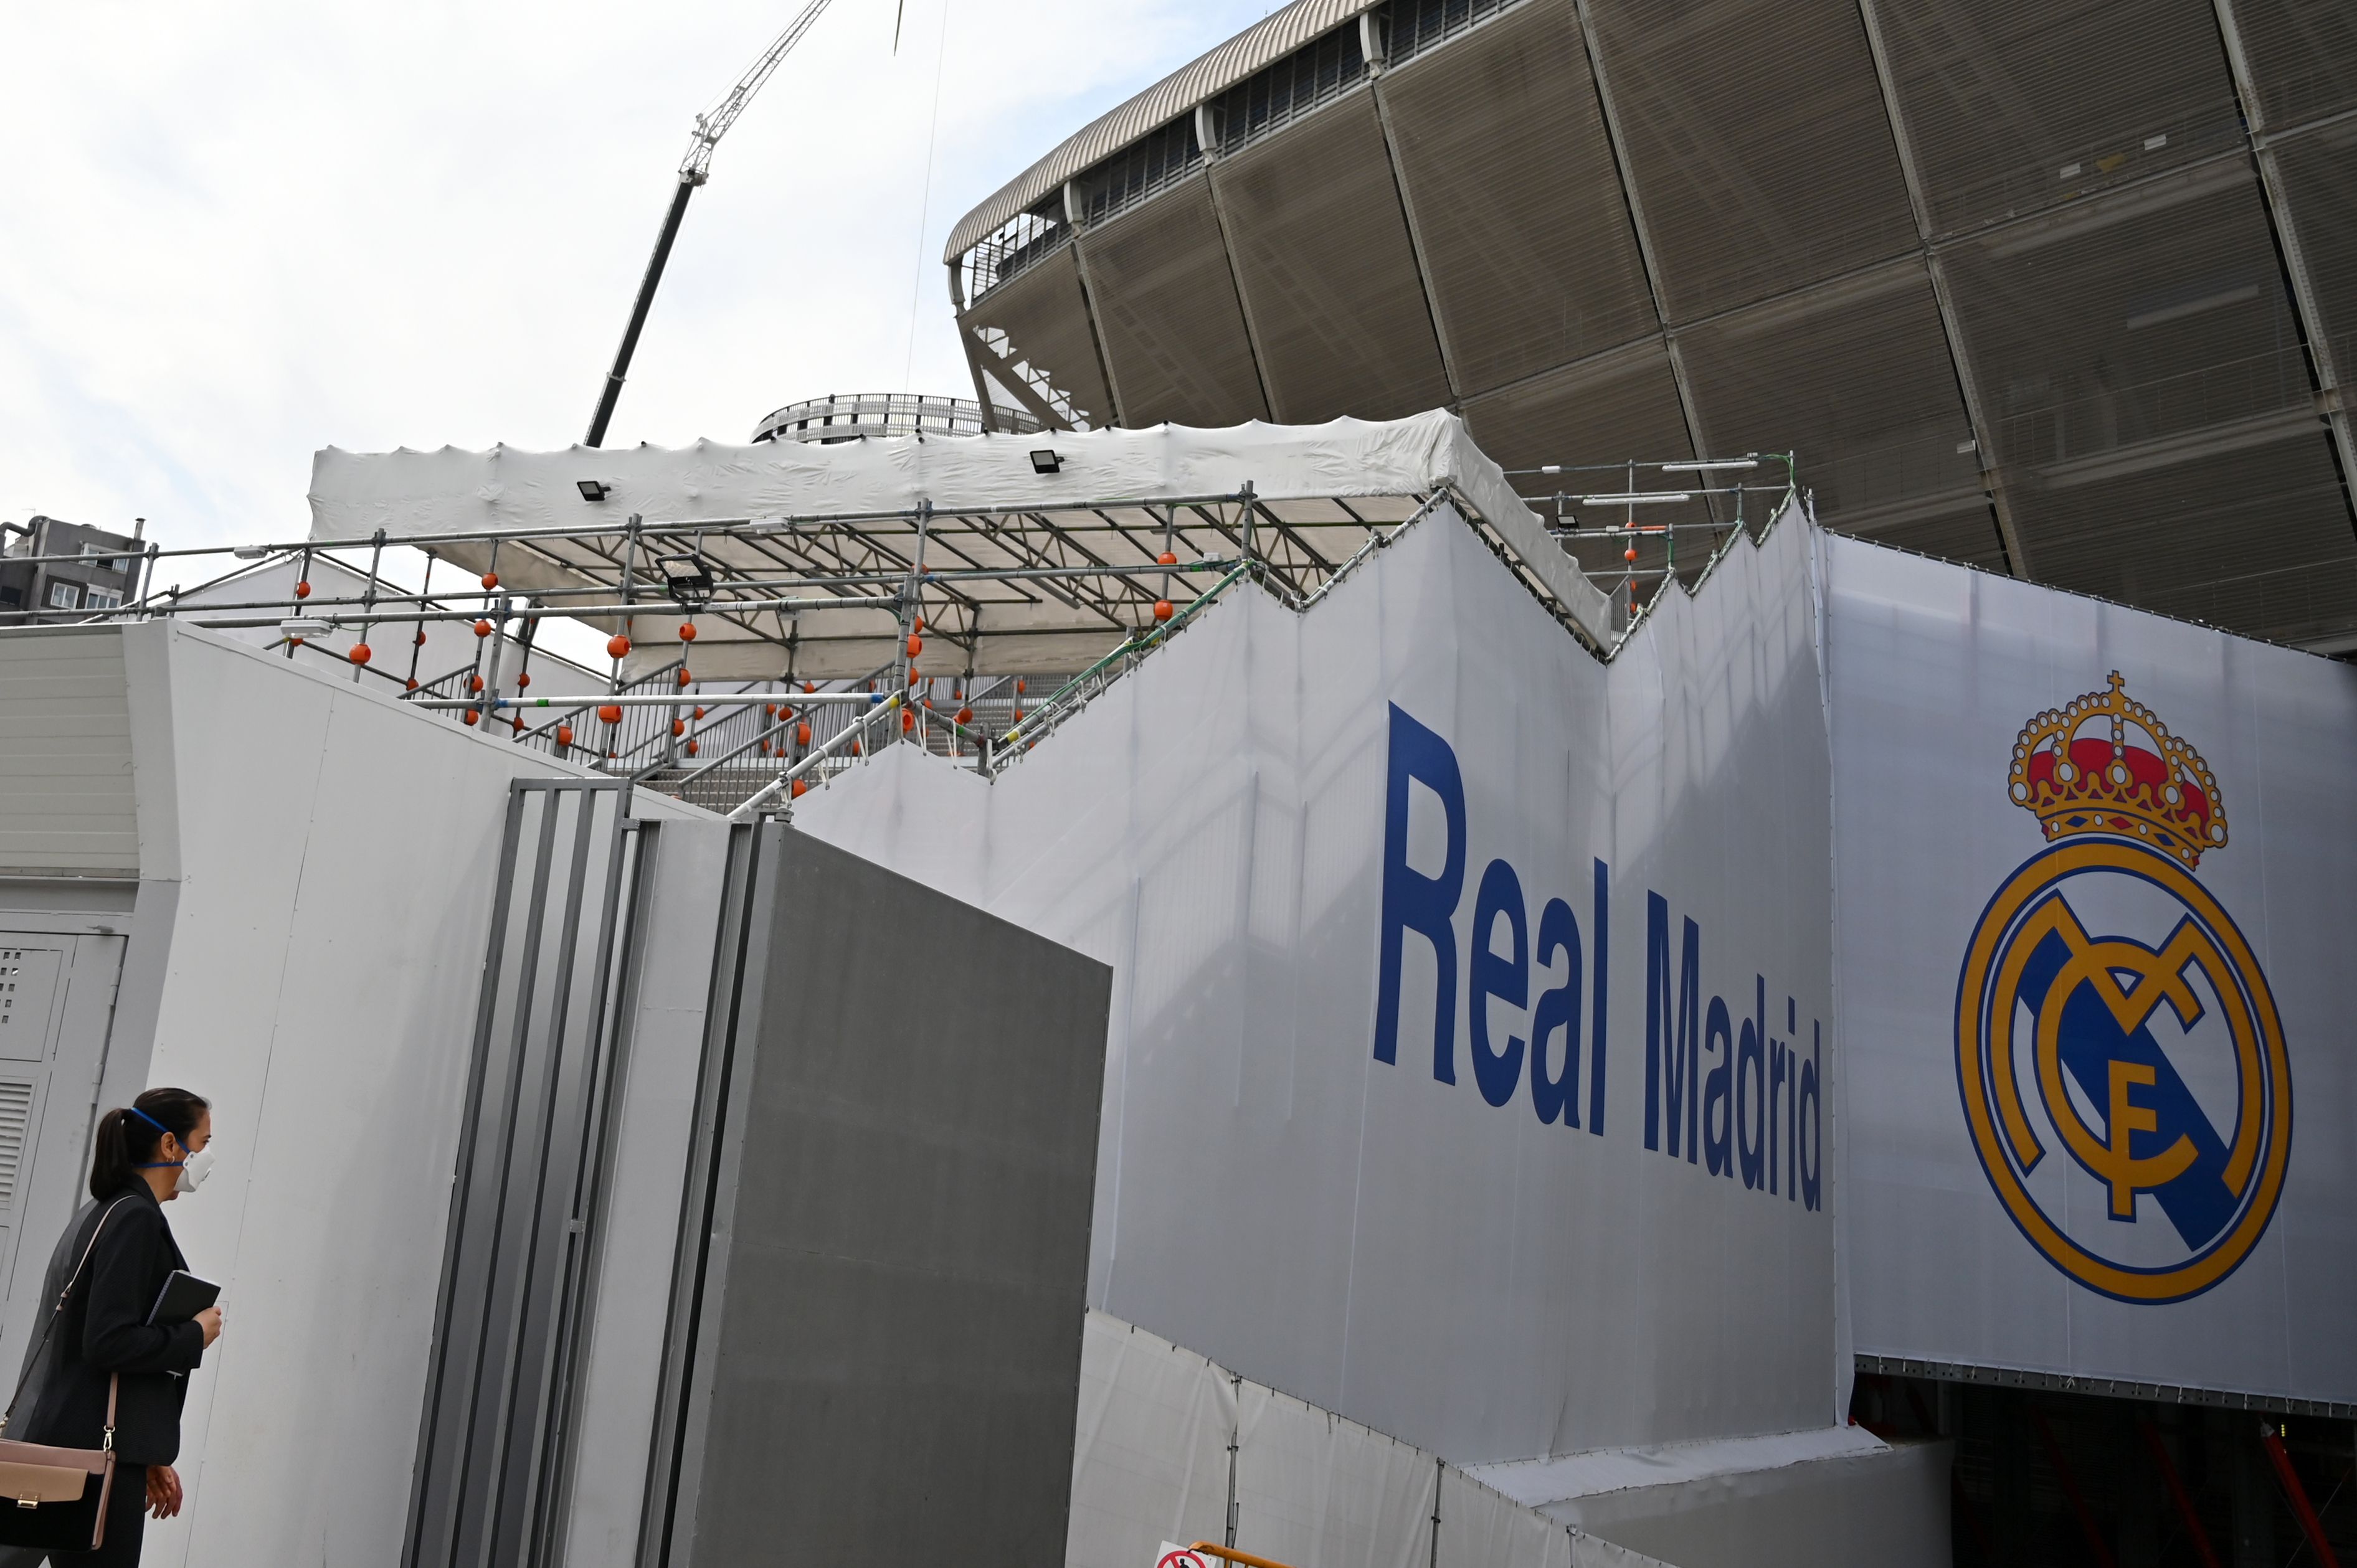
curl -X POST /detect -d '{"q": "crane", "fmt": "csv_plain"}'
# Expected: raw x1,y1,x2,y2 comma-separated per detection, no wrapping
584,0,840,448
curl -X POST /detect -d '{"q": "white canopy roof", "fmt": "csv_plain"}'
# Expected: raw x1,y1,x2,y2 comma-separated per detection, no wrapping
307,412,1610,674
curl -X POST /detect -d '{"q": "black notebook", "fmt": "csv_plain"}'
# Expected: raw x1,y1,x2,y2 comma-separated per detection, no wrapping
147,1270,218,1327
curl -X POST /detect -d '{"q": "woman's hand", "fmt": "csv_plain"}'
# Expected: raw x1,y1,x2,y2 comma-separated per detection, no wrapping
194,1305,223,1348
146,1465,182,1519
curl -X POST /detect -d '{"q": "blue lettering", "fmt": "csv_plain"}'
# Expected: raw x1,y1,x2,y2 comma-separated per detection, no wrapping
1589,860,1610,1136
1644,899,1702,1162
1703,996,1733,1176
1799,1023,1823,1211
1375,704,1466,1079
1530,897,1583,1126
1469,859,1529,1108
1737,977,1766,1189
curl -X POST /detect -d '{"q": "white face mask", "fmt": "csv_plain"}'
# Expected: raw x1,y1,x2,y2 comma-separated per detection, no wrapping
174,1145,216,1196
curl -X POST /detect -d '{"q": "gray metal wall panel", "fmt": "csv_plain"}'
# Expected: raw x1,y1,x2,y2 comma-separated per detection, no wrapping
1934,161,2357,641
685,831,1110,1567
1378,0,1656,394
964,246,1116,430
1081,179,1270,427
2272,118,2357,389
1213,93,1453,422
2224,0,2357,127
1677,260,1984,533
0,630,137,877
1872,0,2243,237
1586,0,1918,322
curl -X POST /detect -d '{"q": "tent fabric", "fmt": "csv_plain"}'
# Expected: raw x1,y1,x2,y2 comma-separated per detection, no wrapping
304,412,1613,649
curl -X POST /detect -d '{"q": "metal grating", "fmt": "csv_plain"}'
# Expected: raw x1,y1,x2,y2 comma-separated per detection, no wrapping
1376,0,1657,394
1209,24,1368,154
1941,164,2315,475
2271,117,2357,394
944,0,1384,260
1677,259,1984,534
1871,0,2245,238
1076,116,1203,230
1586,0,1920,323
2225,0,2357,129
2010,433,2357,645
959,199,1070,307
1078,180,1269,427
1463,338,1692,473
1388,0,1529,65
0,1079,31,1211
1213,92,1450,422
960,245,1114,430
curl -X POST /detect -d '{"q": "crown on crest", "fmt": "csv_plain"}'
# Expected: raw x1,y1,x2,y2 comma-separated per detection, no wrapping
2009,674,2226,866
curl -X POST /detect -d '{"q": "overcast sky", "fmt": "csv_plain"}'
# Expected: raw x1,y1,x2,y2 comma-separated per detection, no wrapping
0,0,1283,558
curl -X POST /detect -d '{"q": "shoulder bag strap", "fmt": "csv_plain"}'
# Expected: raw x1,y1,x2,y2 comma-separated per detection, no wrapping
0,1196,134,1435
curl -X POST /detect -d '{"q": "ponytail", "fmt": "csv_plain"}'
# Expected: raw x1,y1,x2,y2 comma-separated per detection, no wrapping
90,1087,210,1200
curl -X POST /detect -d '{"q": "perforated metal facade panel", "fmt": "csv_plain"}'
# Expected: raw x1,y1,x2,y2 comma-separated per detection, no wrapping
1870,0,2243,239
1679,260,1985,537
1212,93,1451,422
1941,166,2312,468
1463,338,1691,471
960,246,1114,430
2272,118,2357,387
2011,432,2356,644
1376,0,1655,394
951,0,2357,647
1078,179,1269,427
1937,165,2357,640
2222,0,2357,128
1584,0,1918,322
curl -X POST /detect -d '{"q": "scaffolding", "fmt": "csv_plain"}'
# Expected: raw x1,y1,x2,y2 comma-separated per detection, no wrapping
2,450,1796,815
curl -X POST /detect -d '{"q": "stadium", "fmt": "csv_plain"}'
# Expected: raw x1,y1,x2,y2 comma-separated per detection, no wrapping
945,0,2357,650
0,3,2351,1567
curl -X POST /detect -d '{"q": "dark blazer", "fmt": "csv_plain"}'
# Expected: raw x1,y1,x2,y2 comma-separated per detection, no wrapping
21,1184,206,1465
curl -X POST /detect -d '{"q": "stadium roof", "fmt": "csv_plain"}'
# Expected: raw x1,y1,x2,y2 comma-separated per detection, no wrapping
944,0,1379,259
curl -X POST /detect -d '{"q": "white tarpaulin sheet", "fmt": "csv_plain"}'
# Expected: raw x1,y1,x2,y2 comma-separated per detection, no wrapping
305,412,1613,645
1077,1311,1651,1568
1826,534,2357,1403
799,493,1839,1463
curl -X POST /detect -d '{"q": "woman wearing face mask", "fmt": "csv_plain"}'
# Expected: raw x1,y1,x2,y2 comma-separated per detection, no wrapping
14,1089,224,1565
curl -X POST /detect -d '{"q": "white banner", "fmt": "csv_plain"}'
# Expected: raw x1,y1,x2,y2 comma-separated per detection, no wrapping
1826,535,2357,1402
800,496,1839,1463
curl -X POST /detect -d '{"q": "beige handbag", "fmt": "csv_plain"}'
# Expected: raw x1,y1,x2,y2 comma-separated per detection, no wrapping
0,1197,131,1549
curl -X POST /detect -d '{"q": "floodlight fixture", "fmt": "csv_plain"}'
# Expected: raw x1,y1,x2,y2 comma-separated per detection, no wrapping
280,617,331,638
658,550,715,608
577,479,614,501
1030,449,1062,475
232,544,271,560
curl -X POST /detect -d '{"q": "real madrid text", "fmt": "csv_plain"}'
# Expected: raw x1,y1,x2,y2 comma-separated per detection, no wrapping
1370,703,1826,1211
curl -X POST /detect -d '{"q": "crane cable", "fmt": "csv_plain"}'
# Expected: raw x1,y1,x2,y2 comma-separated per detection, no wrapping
902,0,951,392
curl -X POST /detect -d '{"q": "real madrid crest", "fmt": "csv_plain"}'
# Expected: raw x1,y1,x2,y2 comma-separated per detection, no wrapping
1956,674,2290,1303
